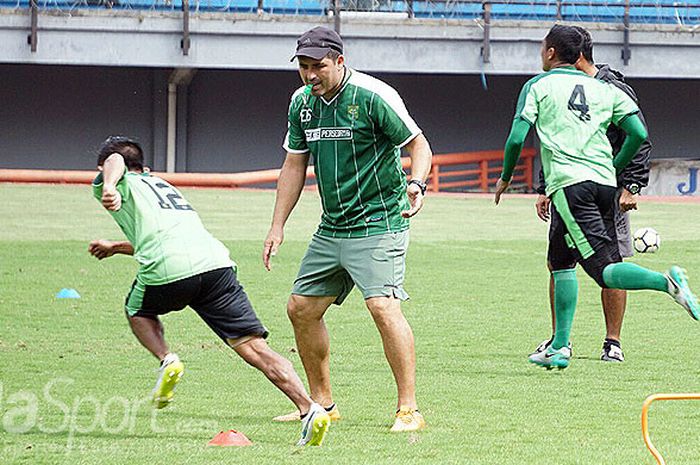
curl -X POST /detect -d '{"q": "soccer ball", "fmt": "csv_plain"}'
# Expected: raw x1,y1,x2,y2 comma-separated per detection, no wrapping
633,227,660,254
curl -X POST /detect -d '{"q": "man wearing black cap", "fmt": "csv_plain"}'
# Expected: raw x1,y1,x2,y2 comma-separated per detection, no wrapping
263,26,433,432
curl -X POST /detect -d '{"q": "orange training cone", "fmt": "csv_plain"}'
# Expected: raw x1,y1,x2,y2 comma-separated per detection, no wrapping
207,430,253,447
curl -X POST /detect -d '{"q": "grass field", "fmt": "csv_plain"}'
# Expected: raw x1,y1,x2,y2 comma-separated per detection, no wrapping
1,183,699,465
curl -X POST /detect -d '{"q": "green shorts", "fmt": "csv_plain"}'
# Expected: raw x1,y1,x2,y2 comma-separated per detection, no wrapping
292,231,410,305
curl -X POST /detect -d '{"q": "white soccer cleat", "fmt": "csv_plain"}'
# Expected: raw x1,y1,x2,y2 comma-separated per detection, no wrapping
601,340,625,362
297,403,330,446
528,344,571,369
273,403,341,422
529,338,572,358
666,266,700,320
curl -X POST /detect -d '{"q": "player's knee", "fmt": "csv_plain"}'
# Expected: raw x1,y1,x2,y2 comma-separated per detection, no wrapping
287,296,304,321
366,296,401,322
584,260,611,288
581,248,620,288
287,294,315,322
235,337,267,365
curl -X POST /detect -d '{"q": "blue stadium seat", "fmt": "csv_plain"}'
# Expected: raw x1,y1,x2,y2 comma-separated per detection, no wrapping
261,0,325,15
1,0,697,25
412,0,482,20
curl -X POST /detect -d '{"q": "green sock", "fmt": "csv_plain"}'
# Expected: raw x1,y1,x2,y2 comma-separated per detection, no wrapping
551,269,578,350
602,262,668,292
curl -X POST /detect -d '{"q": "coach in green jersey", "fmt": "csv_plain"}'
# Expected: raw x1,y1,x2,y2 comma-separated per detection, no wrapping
89,136,331,446
263,26,433,432
495,25,698,370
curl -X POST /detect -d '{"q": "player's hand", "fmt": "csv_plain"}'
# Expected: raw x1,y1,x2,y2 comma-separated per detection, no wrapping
101,185,122,211
401,183,424,218
535,194,551,221
88,240,116,260
494,178,510,205
619,188,638,212
263,227,284,271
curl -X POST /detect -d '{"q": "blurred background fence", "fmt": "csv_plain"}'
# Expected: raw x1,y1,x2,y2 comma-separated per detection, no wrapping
1,0,699,26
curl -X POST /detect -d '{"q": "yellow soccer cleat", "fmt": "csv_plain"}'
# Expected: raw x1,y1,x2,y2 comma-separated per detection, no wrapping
390,406,426,433
297,403,331,446
152,353,184,409
273,403,341,422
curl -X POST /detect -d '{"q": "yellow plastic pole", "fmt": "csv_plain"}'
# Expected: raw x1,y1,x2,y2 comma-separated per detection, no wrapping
641,393,700,465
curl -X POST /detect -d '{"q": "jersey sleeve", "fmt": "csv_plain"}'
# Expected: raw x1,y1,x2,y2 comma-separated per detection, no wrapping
611,85,640,126
91,168,130,204
370,89,422,148
514,80,538,126
282,96,309,154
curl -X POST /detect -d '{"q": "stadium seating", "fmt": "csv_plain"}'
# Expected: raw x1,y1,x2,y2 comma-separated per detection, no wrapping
1,0,698,25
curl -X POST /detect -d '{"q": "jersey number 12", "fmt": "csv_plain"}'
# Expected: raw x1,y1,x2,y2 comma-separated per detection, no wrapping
141,178,193,211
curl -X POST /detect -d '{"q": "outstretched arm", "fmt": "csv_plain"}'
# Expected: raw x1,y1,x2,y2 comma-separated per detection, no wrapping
495,118,532,204
88,240,134,260
263,152,310,271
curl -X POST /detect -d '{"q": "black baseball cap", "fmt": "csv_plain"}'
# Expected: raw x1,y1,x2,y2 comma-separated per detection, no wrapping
291,26,344,62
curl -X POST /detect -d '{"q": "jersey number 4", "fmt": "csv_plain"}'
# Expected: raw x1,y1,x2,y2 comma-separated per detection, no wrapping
141,178,193,211
568,85,591,122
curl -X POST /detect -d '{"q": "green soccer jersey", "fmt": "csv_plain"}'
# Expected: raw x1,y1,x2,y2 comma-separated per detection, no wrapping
283,68,422,238
515,67,639,197
93,170,234,285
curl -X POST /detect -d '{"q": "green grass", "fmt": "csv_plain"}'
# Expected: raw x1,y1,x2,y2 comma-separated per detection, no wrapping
1,183,699,464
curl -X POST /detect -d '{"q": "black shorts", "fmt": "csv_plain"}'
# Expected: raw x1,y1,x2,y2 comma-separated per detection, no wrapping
125,267,269,344
547,181,622,287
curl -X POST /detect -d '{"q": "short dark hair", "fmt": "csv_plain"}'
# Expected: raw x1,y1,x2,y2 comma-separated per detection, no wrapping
572,25,594,63
325,49,341,61
97,136,144,171
544,24,587,65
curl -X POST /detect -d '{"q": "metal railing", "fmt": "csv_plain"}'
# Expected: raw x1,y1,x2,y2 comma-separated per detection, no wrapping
0,149,536,192
5,0,698,57
2,0,699,26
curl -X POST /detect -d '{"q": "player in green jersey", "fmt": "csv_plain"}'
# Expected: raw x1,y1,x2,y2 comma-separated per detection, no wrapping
531,26,653,363
90,136,330,446
495,25,698,370
263,27,433,431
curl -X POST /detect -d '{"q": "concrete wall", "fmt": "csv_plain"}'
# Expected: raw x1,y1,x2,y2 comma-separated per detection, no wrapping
1,63,698,173
2,11,700,78
0,64,167,170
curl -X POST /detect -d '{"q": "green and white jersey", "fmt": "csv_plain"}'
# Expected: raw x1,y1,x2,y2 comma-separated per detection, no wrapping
284,68,422,238
515,67,639,197
93,170,234,285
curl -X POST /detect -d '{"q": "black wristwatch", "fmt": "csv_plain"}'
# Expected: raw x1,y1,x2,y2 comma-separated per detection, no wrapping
408,179,427,195
625,182,641,195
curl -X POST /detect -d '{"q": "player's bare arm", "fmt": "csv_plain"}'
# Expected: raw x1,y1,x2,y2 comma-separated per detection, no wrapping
263,152,310,271
401,134,433,218
88,239,134,260
100,153,126,211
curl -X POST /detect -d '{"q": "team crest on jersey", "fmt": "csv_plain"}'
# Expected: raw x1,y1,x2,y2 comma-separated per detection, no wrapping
347,104,360,120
